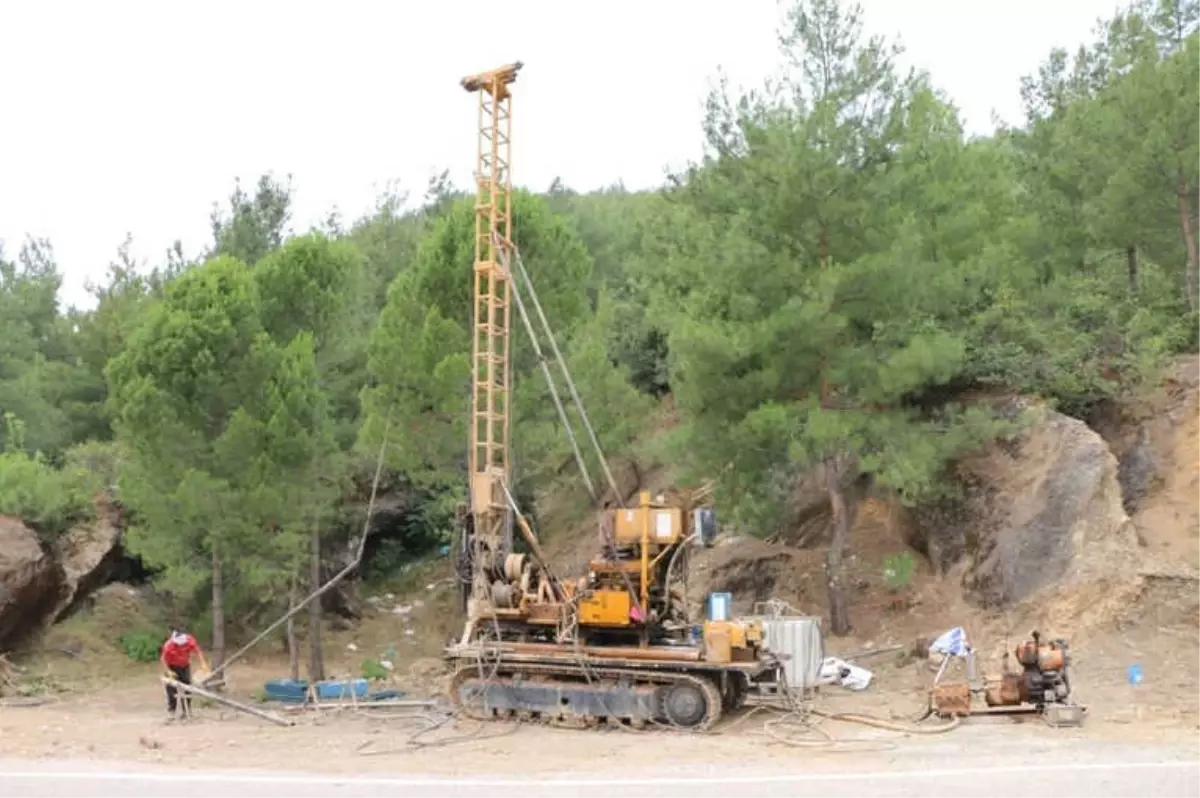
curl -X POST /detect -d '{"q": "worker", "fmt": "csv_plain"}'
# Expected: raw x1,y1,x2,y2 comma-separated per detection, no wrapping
160,628,209,721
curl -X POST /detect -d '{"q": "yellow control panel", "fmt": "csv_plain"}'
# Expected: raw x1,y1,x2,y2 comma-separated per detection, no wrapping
609,494,683,547
578,588,633,626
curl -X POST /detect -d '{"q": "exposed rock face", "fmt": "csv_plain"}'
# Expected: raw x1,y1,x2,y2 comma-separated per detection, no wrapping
51,501,124,621
915,403,1139,608
1115,427,1156,514
0,497,125,650
1090,355,1199,565
0,518,67,651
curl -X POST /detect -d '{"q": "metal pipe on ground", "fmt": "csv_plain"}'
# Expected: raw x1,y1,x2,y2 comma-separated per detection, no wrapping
161,678,292,727
281,699,439,712
496,641,702,662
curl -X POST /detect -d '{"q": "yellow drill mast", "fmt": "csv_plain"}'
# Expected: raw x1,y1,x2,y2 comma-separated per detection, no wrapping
461,62,522,620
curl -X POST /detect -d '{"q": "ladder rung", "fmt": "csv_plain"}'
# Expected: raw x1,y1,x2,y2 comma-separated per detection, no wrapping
473,267,509,281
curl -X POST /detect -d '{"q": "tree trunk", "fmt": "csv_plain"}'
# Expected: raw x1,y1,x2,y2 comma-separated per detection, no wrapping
211,545,226,669
307,523,325,682
287,572,300,682
1178,180,1198,312
1126,244,1139,296
823,455,852,636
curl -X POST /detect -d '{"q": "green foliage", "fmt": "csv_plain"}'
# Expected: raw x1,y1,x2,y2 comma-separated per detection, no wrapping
361,188,608,502
882,551,916,591
210,174,294,266
0,240,107,458
637,0,1197,543
0,415,104,540
108,255,304,610
360,658,389,682
0,449,89,540
118,628,162,663
0,0,1195,643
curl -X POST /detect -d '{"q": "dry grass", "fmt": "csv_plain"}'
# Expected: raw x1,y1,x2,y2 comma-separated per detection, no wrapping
16,584,164,693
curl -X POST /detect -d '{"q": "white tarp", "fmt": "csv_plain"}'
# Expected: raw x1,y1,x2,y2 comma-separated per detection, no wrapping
818,656,873,691
930,626,970,657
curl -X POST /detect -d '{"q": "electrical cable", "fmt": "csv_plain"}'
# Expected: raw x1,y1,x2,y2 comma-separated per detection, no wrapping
208,413,393,682
503,247,600,505
503,237,624,508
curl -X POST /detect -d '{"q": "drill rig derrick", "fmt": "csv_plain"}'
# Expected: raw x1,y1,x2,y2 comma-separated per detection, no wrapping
457,61,523,633
446,62,781,731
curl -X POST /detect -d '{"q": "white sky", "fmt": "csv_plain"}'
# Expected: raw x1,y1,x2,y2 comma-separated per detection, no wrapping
1,0,1121,310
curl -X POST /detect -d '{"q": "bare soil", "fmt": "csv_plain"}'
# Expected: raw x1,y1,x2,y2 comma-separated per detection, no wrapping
0,636,1194,777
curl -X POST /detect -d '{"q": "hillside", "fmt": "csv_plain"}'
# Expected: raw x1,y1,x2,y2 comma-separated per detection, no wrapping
1,358,1195,774
0,0,1197,720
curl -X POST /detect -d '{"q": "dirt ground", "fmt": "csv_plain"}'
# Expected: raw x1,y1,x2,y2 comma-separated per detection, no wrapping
2,551,1195,774
1,641,1195,777
4,489,1195,772
6,557,1196,773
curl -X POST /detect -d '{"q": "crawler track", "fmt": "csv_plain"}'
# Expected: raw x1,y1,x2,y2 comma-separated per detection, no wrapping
448,659,727,731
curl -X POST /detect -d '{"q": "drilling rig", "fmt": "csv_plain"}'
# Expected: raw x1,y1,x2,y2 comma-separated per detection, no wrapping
444,62,781,731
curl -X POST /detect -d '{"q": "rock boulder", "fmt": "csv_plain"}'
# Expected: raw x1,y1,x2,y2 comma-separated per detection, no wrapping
51,499,124,621
0,517,67,651
914,403,1139,607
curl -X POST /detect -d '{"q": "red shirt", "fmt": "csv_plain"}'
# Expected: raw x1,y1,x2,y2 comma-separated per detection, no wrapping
162,635,198,668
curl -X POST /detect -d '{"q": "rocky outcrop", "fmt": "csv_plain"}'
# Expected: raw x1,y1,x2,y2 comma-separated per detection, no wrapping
0,498,126,651
51,501,124,622
0,518,67,652
914,402,1140,608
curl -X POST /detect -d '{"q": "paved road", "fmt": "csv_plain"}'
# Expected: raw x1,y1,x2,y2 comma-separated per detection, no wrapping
3,760,1197,798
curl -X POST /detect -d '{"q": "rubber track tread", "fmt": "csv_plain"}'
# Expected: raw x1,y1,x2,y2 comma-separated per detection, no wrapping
448,660,724,732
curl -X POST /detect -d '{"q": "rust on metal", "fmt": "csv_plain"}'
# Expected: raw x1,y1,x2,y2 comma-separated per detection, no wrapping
931,682,972,717
985,673,1023,707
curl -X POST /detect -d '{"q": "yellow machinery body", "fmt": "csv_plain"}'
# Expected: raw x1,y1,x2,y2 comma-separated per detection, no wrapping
577,588,630,626
701,619,765,664
575,490,688,634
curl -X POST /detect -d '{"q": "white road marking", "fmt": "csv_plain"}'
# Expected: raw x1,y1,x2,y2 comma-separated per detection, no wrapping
3,760,1197,787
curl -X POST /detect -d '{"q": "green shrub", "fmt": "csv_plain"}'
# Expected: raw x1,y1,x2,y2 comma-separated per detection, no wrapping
361,658,388,682
882,551,916,591
0,417,108,541
118,628,162,662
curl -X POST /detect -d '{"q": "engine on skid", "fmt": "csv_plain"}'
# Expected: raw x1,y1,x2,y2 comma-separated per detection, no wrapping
578,491,715,637
931,629,1083,726
985,631,1072,709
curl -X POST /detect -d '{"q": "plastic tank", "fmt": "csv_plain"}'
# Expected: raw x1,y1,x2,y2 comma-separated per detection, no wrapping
693,507,718,547
707,592,732,622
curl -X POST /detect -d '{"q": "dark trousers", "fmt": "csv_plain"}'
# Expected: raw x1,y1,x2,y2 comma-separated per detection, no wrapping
166,664,192,715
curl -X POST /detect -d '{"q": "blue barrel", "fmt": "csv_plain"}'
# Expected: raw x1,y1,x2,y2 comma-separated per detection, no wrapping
707,592,732,622
263,678,308,703
316,678,369,700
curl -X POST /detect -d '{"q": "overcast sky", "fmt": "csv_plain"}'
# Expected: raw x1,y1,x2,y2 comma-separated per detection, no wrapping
1,0,1121,309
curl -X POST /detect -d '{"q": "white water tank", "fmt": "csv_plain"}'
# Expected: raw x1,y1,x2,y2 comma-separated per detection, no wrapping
758,616,824,693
